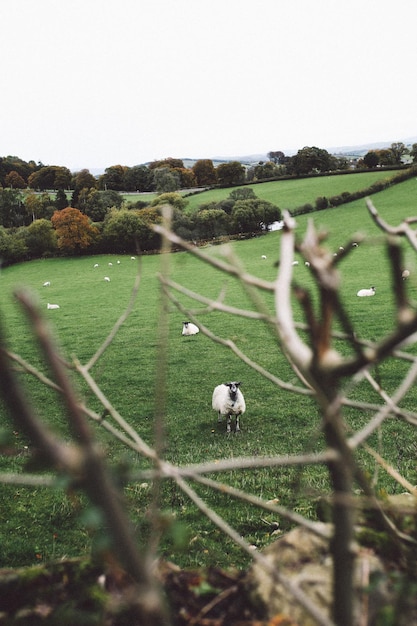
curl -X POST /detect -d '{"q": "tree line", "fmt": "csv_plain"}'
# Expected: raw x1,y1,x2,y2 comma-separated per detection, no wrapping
0,187,282,266
0,142,415,267
1,142,415,193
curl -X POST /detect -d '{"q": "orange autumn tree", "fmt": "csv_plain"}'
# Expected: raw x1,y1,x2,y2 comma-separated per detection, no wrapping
51,207,98,253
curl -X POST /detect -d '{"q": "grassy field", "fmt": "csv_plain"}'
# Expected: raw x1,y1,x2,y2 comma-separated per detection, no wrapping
1,174,417,570
122,170,394,212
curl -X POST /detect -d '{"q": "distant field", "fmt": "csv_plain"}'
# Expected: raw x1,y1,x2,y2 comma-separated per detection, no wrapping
183,170,397,213
1,174,417,570
121,170,398,213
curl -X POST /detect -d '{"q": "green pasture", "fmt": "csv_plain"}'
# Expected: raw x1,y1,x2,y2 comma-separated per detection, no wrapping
1,175,417,570
181,170,395,213
122,170,394,212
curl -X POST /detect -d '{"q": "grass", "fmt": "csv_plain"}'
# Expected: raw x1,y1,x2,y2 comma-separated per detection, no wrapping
182,170,395,213
1,174,417,570
121,170,394,213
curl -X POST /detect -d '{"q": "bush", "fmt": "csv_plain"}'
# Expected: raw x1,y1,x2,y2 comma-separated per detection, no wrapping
315,197,329,211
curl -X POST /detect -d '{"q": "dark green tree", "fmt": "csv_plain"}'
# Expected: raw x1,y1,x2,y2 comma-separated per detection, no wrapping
389,142,409,165
55,189,69,210
99,165,128,191
363,151,379,168
289,146,333,175
216,161,245,186
124,165,154,192
0,189,26,227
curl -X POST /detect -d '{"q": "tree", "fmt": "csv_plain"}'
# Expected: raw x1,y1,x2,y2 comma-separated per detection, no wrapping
55,189,69,211
216,161,245,186
99,165,128,191
28,166,71,191
153,167,180,193
289,146,332,175
177,167,196,189
192,159,217,186
72,169,97,191
0,189,26,227
151,192,187,212
194,208,230,238
24,219,57,258
389,142,409,165
363,150,380,168
148,157,184,171
229,188,257,201
377,149,396,166
250,161,281,180
124,165,154,192
102,209,148,253
51,207,98,253
267,150,285,164
408,143,417,164
4,170,26,189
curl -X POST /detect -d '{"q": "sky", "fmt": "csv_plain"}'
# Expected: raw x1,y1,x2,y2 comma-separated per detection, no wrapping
2,0,417,171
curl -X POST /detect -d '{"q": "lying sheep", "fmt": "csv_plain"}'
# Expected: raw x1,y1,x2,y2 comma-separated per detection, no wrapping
47,303,60,309
357,286,376,297
212,381,246,433
182,321,199,336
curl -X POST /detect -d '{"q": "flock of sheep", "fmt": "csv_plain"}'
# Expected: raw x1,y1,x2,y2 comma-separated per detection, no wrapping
42,247,411,435
43,257,138,310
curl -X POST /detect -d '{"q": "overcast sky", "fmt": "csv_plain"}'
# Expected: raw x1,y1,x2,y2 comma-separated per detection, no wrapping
2,0,416,171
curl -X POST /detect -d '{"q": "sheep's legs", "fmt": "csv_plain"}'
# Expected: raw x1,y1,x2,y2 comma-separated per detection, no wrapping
218,412,222,423
235,415,240,432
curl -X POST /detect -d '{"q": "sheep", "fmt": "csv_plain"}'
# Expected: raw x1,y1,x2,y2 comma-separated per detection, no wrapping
212,381,246,433
104,276,111,282
402,269,410,280
357,286,376,297
47,303,60,309
93,263,99,268
292,260,299,266
108,262,113,266
261,255,267,260
182,321,199,336
131,256,136,260
43,281,51,287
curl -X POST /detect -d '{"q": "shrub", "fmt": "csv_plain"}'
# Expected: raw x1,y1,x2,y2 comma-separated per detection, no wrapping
315,196,329,211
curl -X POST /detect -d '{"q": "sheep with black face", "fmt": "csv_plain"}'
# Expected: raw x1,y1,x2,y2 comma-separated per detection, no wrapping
212,381,246,433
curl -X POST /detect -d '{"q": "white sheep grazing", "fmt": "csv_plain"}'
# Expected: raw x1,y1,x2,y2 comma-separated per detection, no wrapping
43,281,51,287
357,286,376,297
108,262,113,266
212,382,246,433
47,303,60,309
402,269,410,280
261,255,267,259
93,263,99,268
182,321,199,336
104,276,111,282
